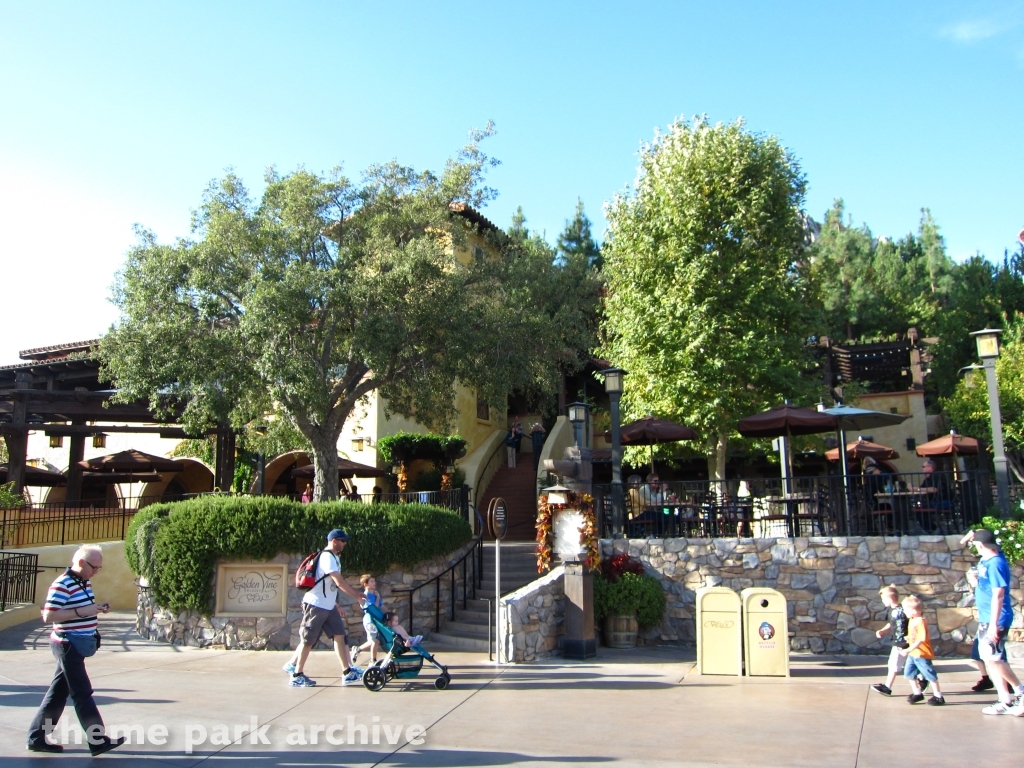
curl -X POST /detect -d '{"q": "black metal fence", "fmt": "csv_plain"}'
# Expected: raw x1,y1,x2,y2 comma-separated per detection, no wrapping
1,551,39,611
594,470,993,538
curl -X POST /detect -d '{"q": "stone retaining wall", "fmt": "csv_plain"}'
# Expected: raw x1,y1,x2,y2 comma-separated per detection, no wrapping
136,540,478,650
603,536,1023,656
498,566,565,662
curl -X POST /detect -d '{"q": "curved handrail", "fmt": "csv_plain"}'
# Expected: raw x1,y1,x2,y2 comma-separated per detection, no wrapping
391,532,485,636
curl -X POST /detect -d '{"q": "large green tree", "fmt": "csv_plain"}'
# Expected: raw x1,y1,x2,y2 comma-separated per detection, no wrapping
809,200,878,341
601,117,815,481
504,206,602,412
101,129,561,500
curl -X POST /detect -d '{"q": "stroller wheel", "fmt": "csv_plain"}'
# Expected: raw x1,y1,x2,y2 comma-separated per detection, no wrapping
434,675,449,690
384,661,398,681
363,667,386,692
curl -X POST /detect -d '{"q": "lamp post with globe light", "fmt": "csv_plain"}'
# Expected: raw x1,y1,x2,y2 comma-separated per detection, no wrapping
969,328,1011,517
601,368,626,538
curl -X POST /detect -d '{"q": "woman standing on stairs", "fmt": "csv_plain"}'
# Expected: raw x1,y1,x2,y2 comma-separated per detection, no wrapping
505,427,517,468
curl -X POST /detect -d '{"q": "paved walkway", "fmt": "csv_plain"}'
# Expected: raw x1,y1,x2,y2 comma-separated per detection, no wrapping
1,612,1022,766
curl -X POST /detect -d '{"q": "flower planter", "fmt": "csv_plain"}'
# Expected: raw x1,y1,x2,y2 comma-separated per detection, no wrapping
603,614,639,648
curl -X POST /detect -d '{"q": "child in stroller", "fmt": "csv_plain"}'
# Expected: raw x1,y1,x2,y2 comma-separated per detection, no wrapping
359,603,450,692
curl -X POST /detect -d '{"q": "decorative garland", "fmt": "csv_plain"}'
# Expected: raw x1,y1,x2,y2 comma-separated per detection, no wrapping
535,492,600,573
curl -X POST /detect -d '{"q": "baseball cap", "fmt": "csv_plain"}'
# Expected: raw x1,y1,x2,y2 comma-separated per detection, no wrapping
327,529,350,542
971,529,996,547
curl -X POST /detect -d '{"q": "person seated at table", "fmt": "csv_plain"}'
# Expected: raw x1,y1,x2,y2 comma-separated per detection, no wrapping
660,482,677,503
862,458,886,509
915,459,952,508
638,473,663,507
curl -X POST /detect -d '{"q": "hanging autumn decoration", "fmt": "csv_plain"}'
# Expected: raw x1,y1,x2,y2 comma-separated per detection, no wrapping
536,491,601,573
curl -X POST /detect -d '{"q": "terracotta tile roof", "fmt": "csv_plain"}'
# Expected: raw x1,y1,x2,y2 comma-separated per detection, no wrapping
19,340,100,361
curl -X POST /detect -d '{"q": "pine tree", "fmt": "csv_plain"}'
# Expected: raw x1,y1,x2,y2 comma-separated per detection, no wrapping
556,199,602,269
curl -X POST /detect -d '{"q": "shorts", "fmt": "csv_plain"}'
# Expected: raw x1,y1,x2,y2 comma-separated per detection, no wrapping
904,655,938,683
887,645,909,677
300,603,348,647
972,624,1009,663
362,614,379,642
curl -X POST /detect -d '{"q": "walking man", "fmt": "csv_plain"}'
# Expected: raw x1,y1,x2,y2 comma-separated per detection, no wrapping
27,545,124,755
283,529,366,687
960,529,1024,715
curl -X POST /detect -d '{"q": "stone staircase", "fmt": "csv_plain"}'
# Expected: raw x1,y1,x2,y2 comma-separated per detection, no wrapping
428,541,539,651
478,461,537,541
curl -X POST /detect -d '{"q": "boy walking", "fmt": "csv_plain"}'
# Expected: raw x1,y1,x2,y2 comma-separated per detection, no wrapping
351,574,383,665
901,595,944,706
872,585,912,696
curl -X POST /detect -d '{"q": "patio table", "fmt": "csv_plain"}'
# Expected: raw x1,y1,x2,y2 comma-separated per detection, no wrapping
875,488,938,534
762,494,815,537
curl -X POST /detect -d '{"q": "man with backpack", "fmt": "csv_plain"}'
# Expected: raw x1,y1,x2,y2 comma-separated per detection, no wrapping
283,529,365,687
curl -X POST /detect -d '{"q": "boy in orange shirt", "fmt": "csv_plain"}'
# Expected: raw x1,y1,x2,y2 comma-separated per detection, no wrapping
902,595,944,706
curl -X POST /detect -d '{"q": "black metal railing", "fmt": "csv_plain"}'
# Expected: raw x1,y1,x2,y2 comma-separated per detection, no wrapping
393,528,485,637
593,470,992,538
1,551,39,611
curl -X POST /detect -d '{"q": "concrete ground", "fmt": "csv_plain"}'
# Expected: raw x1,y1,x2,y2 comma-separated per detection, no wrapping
1,613,1022,767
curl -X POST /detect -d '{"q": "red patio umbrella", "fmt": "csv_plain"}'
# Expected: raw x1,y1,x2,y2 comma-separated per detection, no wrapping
737,404,838,437
738,404,838,494
78,449,185,473
290,459,388,479
825,439,900,462
604,415,699,472
915,432,980,456
0,463,67,487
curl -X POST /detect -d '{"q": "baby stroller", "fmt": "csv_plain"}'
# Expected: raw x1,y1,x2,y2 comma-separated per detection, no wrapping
360,603,450,692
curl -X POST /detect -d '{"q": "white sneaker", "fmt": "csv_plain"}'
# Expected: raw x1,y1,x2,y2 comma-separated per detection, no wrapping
982,701,1013,715
1007,694,1024,717
350,646,360,665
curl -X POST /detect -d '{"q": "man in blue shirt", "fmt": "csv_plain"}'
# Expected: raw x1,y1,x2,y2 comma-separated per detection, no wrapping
961,529,1024,716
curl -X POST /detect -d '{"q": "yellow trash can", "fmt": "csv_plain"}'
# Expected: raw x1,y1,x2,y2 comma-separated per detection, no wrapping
741,588,790,677
695,587,742,676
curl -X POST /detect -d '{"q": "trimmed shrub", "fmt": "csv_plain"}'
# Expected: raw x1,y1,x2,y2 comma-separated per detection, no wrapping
981,514,1024,566
593,555,666,629
125,495,472,613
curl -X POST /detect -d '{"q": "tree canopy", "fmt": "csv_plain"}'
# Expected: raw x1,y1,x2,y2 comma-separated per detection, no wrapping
101,128,566,499
601,117,815,478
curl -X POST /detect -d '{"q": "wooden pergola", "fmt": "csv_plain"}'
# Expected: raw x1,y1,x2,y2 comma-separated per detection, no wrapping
0,340,236,497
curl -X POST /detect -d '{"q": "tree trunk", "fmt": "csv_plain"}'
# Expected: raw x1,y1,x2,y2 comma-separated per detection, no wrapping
707,433,728,500
307,428,341,502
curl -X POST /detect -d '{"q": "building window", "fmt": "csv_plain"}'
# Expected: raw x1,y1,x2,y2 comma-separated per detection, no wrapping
473,245,486,261
476,394,489,421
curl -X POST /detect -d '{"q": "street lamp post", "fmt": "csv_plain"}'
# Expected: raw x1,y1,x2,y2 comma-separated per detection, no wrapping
601,368,626,538
568,402,588,449
969,328,1011,517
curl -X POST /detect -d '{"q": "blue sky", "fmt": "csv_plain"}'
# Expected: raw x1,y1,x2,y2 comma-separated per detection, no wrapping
1,1,1022,362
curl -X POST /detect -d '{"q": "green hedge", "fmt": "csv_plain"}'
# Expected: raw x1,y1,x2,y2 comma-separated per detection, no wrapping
125,496,472,613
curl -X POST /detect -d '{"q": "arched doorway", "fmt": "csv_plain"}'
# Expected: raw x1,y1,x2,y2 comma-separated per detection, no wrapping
260,451,311,497
139,458,215,505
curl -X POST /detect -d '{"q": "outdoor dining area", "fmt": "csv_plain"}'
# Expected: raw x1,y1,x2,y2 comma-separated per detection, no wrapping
592,403,994,539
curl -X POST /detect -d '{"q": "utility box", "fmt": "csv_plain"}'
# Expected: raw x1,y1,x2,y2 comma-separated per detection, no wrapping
695,587,742,676
741,588,790,677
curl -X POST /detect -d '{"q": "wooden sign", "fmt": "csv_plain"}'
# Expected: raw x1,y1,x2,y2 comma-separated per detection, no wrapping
488,497,508,540
215,563,287,617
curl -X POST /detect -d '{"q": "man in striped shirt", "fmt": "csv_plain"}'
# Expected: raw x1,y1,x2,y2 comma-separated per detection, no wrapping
27,545,124,756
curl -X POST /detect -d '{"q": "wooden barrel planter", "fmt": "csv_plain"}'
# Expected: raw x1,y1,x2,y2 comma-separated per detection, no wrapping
603,614,639,648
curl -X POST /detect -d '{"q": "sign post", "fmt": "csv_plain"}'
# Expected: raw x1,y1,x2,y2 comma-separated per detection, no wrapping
488,498,507,663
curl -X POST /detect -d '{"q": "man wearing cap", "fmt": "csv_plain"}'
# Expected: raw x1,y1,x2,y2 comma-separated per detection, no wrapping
284,529,365,687
960,528,1024,715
